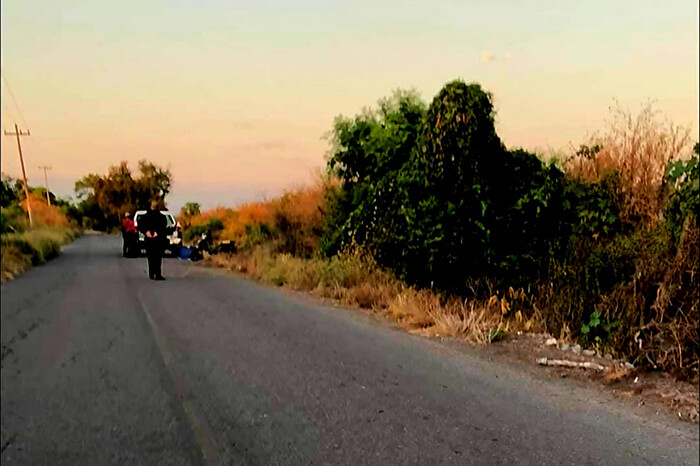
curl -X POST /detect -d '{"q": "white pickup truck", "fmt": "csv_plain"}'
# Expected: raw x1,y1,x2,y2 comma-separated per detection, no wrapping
133,210,182,257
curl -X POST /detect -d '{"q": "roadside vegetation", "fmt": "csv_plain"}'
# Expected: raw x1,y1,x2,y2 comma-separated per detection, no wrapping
1,183,81,281
1,159,174,280
187,80,699,383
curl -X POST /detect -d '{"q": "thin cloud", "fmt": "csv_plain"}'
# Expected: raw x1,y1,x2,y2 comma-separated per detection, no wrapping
479,51,512,63
480,51,495,63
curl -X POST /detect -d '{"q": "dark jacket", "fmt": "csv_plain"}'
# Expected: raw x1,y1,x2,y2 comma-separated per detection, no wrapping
138,209,167,244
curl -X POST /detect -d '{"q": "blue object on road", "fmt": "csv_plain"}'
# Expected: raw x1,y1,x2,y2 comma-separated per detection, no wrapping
179,246,193,260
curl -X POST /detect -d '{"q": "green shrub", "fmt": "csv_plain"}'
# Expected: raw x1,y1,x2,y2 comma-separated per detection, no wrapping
243,222,273,249
0,205,28,234
184,217,224,242
664,146,699,244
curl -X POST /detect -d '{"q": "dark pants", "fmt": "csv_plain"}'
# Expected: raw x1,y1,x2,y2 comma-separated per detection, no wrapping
145,240,164,278
122,232,137,256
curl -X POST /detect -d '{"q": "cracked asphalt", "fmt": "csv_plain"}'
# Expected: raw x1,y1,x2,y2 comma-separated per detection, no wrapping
1,235,698,465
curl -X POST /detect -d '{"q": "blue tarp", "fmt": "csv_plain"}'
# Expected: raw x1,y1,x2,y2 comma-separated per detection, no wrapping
179,246,194,260
179,246,203,261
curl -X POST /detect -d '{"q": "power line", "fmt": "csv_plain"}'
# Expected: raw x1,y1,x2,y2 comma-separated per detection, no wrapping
1,97,17,125
1,77,19,125
1,73,29,129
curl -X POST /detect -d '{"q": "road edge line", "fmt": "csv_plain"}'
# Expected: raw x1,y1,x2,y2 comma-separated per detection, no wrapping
135,290,222,466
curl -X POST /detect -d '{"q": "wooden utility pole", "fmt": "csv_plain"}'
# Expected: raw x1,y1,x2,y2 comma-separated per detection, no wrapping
4,123,33,227
38,165,52,206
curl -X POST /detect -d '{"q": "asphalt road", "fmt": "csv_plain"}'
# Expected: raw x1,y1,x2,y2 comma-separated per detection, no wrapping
1,235,698,465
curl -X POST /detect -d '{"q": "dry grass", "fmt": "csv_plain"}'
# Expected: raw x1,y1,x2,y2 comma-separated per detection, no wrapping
387,289,441,328
603,365,633,385
187,181,329,253
567,102,692,226
1,227,79,281
207,247,543,345
1,243,31,280
645,220,700,381
21,193,71,228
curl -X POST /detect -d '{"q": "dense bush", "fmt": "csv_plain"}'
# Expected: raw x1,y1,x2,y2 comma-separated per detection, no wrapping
189,80,698,380
326,81,577,291
322,90,425,262
184,217,224,242
1,204,28,234
322,80,699,379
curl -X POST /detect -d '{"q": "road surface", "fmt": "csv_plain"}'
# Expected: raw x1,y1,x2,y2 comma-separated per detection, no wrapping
1,235,698,465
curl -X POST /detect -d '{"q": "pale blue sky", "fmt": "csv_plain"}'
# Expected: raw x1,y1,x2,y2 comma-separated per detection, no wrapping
2,0,697,210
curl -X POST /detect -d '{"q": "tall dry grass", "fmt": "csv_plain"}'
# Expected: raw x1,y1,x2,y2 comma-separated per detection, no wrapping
564,102,698,380
567,102,692,226
645,220,699,378
21,193,71,228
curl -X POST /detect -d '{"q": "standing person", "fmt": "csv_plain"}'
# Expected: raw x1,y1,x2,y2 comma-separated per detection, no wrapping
121,212,137,257
138,200,167,280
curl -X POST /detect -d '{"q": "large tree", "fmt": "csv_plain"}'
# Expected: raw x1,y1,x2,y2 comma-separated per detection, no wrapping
406,81,505,288
75,160,172,230
324,89,425,261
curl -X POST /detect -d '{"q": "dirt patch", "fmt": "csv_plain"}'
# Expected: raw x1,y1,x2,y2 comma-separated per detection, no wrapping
484,332,699,424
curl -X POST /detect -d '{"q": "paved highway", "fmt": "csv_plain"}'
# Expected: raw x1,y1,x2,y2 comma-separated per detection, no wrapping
1,235,697,465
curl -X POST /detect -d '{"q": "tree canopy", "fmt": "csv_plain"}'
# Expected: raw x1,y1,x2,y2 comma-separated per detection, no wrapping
74,160,172,230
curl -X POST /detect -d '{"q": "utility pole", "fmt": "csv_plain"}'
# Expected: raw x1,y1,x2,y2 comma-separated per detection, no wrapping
4,123,33,227
38,165,52,206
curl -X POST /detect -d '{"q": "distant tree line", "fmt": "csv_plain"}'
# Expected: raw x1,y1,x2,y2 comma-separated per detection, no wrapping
1,160,172,233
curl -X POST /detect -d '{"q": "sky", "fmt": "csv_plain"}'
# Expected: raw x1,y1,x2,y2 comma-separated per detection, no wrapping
1,0,698,212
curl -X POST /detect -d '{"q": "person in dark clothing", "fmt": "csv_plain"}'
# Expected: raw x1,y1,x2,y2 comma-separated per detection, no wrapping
138,201,167,280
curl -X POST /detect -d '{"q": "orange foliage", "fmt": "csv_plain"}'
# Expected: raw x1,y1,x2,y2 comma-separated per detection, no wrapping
188,180,330,254
273,184,326,255
278,185,325,223
227,201,276,239
21,193,70,228
567,103,692,226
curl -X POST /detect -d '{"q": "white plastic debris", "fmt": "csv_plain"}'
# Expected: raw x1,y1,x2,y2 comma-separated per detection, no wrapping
537,357,605,371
